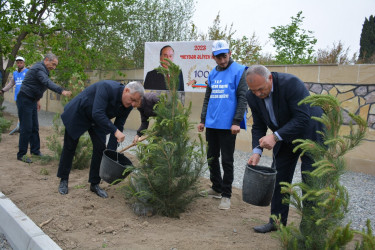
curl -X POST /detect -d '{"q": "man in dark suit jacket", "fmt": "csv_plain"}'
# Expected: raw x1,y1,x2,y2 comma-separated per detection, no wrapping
246,65,324,233
57,80,144,198
144,45,184,91
132,92,160,144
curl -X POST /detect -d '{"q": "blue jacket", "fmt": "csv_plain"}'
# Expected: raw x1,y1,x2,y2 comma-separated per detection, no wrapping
246,72,324,156
61,80,132,147
19,61,63,100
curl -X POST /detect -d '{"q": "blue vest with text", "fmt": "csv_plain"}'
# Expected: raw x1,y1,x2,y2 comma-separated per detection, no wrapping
13,68,28,101
205,62,245,129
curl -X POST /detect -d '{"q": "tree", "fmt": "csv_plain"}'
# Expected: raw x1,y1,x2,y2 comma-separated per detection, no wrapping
231,34,262,65
200,12,262,65
0,0,137,88
316,41,356,64
358,15,375,63
269,11,317,64
275,94,375,249
125,59,206,218
0,0,195,89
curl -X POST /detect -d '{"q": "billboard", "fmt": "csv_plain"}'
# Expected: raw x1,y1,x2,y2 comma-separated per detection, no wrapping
144,41,216,92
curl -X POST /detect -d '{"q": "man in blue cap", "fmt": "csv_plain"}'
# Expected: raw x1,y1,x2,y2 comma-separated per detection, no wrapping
197,40,248,210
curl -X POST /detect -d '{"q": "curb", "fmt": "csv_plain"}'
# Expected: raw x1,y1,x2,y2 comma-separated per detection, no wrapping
0,191,61,250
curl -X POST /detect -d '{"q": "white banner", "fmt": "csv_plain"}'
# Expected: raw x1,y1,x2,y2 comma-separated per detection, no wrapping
144,41,216,92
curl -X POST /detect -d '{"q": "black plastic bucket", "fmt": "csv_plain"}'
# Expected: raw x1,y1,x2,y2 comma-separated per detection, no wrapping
99,149,133,184
242,164,277,206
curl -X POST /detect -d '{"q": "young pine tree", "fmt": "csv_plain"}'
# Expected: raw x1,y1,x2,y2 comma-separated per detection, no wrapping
126,59,206,218
274,94,374,249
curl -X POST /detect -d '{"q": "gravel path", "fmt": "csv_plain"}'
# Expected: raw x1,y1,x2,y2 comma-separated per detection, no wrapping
2,100,374,249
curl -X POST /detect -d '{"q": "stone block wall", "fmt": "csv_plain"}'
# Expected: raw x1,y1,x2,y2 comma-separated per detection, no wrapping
305,83,375,129
3,64,375,175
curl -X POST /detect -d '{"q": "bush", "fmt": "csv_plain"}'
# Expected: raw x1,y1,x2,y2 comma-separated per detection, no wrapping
0,95,11,142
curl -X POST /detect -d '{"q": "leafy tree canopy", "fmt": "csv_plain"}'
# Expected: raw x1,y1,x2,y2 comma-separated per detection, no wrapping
194,12,263,65
316,41,356,65
0,0,195,87
269,11,317,64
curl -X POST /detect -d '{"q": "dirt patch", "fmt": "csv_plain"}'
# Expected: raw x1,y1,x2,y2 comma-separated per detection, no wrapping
0,112,300,249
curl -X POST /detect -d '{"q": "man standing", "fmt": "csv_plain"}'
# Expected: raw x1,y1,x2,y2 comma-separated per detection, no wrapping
57,81,144,198
16,53,71,163
144,45,184,91
197,40,248,210
0,56,28,134
246,65,324,233
132,92,160,144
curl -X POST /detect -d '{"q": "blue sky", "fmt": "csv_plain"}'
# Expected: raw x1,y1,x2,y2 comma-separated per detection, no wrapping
193,0,375,56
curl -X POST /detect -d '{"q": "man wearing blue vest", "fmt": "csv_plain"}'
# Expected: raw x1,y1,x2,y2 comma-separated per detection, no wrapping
0,56,29,134
198,40,248,210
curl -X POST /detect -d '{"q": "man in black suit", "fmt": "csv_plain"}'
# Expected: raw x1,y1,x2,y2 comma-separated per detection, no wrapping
57,81,144,198
144,45,184,91
246,65,324,233
132,92,160,144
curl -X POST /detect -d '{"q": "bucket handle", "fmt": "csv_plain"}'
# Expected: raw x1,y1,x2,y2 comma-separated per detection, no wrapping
254,144,276,170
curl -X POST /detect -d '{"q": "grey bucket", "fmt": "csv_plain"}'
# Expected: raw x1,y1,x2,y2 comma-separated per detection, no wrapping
242,164,277,206
99,149,133,184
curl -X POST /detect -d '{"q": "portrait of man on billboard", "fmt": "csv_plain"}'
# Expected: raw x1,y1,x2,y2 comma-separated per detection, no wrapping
144,45,184,91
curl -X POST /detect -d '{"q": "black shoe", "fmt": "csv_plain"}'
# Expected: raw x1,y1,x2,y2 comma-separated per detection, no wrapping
253,222,277,233
59,179,69,195
17,156,32,163
90,184,108,198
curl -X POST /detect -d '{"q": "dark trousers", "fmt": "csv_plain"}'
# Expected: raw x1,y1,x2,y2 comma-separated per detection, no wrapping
205,128,237,198
57,127,106,184
270,143,314,226
16,92,40,158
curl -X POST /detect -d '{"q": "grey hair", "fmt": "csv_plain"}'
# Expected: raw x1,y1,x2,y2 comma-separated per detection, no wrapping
246,65,271,81
44,53,58,61
126,81,145,97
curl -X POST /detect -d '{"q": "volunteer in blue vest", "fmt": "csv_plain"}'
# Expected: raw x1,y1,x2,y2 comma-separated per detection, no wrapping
197,40,248,210
0,56,28,135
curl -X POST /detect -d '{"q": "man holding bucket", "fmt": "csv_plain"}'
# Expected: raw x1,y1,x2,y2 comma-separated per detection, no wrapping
245,65,324,233
57,81,144,198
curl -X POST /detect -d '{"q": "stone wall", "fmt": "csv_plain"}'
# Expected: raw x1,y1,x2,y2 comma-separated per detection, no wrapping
305,83,375,129
3,64,375,175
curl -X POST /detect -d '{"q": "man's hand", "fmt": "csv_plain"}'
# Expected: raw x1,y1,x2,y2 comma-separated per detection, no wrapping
230,124,240,135
62,90,72,97
37,100,41,111
248,153,261,166
132,135,140,144
115,129,125,142
197,123,205,132
259,134,277,150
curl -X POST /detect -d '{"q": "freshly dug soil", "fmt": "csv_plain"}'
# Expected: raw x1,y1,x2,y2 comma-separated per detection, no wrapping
0,112,299,249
